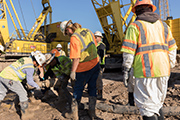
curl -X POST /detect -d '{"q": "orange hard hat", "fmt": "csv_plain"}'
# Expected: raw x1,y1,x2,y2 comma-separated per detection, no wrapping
51,49,60,57
131,0,156,13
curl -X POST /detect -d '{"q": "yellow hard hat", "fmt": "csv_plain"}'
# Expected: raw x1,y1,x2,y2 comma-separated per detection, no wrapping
131,0,156,13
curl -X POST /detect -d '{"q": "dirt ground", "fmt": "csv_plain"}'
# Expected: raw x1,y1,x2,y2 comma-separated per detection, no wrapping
1,66,180,120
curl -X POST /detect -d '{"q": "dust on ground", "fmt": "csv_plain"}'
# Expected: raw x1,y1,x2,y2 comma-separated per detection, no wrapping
1,67,180,120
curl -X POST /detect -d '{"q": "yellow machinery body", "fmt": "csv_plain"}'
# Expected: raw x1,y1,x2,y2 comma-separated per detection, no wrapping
0,0,69,59
91,0,180,68
91,0,136,55
39,22,70,54
165,18,180,51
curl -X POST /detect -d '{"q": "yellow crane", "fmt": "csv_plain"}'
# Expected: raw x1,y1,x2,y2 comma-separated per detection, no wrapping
0,0,69,59
0,0,70,71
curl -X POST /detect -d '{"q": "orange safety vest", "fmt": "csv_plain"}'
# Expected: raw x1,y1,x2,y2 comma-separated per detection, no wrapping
121,20,177,78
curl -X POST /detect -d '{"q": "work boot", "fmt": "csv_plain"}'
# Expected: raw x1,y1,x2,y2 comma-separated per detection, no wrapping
64,98,79,120
143,114,158,120
19,101,29,113
88,96,97,120
128,92,135,106
77,99,84,110
97,90,103,100
158,108,164,120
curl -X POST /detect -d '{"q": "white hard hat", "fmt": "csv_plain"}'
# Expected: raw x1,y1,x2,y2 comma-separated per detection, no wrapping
34,53,46,66
56,44,62,48
0,45,5,53
94,31,103,38
31,51,42,56
45,53,55,64
60,20,72,35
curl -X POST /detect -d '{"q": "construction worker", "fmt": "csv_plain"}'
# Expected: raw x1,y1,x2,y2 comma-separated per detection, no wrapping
0,51,46,113
56,43,66,56
121,0,177,120
94,31,106,100
60,20,100,120
0,45,5,56
42,52,72,105
34,49,59,101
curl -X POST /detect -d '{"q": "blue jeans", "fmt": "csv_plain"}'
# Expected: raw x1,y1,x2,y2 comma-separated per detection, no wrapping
73,63,100,100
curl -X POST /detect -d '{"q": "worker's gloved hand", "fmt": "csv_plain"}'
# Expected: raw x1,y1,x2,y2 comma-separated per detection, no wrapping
39,77,45,81
122,67,130,87
123,71,129,87
70,71,76,80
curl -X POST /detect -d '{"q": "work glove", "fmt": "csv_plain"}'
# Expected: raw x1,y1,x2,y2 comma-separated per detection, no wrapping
123,71,129,87
122,67,130,87
70,71,76,87
70,71,76,81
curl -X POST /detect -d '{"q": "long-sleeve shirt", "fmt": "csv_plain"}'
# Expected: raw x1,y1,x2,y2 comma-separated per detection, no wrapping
22,68,40,89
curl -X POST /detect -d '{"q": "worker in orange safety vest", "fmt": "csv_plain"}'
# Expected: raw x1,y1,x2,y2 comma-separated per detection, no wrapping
120,0,177,120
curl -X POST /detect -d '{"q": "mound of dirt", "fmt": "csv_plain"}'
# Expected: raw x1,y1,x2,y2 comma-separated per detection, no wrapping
1,67,180,120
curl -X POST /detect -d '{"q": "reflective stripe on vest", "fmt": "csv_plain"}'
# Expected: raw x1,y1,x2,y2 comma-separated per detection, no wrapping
0,57,34,82
43,64,50,73
134,20,169,77
9,63,33,80
72,28,97,63
97,41,106,65
73,29,95,52
52,56,72,77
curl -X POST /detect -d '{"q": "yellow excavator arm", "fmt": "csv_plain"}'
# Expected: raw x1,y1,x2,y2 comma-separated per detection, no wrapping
91,0,137,54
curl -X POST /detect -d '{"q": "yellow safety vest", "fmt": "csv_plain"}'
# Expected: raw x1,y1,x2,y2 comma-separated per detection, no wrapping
0,57,34,82
59,50,66,56
121,20,177,78
42,63,50,73
72,28,98,63
97,41,106,65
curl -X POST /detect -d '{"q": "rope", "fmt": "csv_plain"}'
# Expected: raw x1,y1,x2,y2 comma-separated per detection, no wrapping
17,0,27,30
30,0,37,19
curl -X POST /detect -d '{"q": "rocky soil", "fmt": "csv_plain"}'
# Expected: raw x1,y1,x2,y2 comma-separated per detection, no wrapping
1,66,180,120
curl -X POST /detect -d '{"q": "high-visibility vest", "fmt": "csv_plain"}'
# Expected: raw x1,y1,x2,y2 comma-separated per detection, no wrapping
0,57,34,82
59,50,66,56
42,63,50,73
72,28,98,63
51,56,72,78
97,41,106,65
121,20,177,78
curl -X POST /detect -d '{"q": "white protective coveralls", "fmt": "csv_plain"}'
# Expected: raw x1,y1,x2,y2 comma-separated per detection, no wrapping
122,49,177,116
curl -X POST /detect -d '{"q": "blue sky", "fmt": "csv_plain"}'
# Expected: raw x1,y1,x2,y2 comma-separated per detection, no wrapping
5,0,180,34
